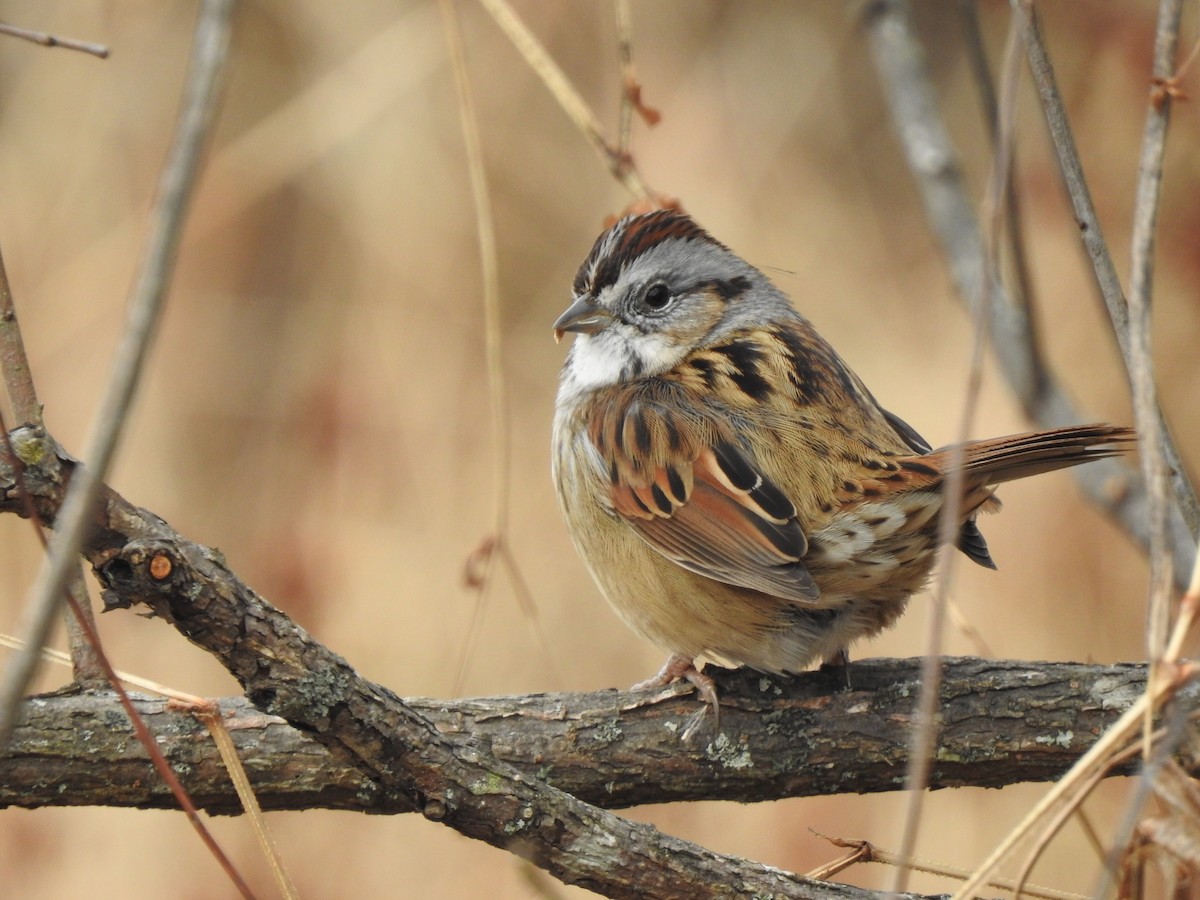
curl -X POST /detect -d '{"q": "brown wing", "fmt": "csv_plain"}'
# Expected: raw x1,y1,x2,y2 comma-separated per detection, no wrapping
589,387,820,602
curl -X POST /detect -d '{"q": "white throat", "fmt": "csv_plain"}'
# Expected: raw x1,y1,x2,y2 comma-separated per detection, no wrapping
559,330,688,401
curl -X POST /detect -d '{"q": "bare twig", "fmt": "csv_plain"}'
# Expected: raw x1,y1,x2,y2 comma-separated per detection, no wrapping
810,834,1087,900
0,244,103,682
614,0,659,149
615,0,636,154
191,703,299,900
866,3,1023,890
866,0,963,884
0,20,109,58
440,0,555,693
440,0,509,694
0,247,42,428
861,0,1195,586
475,0,656,200
0,0,235,747
1015,2,1200,545
952,549,1200,899
959,0,1045,380
1127,0,1183,668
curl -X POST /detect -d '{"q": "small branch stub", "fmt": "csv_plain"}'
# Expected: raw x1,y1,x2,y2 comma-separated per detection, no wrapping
149,553,173,581
97,542,184,611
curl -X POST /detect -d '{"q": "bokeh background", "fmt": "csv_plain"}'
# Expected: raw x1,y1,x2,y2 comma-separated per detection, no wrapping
1,2,1197,897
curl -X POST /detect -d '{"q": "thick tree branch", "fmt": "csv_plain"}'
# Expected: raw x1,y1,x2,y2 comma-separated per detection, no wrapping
2,659,1194,816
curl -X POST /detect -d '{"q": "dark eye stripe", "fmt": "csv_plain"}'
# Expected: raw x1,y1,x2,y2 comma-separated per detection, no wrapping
706,276,751,301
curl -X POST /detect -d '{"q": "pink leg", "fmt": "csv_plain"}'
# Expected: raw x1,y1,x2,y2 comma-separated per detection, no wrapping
632,653,720,730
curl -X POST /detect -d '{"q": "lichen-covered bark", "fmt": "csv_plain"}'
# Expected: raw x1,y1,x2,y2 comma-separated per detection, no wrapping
2,659,1186,818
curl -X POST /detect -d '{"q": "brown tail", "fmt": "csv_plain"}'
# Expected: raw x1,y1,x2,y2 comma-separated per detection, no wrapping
956,424,1135,485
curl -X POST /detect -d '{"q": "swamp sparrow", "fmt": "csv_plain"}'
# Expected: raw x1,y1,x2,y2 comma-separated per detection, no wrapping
552,209,1132,712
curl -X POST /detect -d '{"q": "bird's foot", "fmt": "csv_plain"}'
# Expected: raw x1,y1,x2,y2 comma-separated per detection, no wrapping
632,653,720,738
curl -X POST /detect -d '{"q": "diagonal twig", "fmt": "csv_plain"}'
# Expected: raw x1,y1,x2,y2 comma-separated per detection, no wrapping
439,0,557,693
1123,0,1183,665
0,20,109,58
959,0,1046,381
861,0,1194,587
475,0,657,200
1015,2,1200,549
868,2,1025,890
0,0,236,749
0,195,105,685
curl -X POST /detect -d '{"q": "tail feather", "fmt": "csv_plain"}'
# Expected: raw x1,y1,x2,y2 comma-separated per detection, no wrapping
956,517,997,569
957,424,1135,486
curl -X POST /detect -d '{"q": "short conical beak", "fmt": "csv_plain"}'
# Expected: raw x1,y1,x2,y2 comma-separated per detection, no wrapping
553,297,613,343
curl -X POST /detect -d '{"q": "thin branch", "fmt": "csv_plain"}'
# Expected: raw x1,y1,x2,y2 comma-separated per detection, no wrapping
0,242,103,682
614,1,659,147
0,20,109,58
192,702,300,900
0,0,235,747
884,7,1025,892
440,0,510,694
440,1,555,693
1126,0,1183,665
0,247,42,428
959,0,1046,381
863,2,974,888
615,0,636,154
1015,2,1200,545
475,0,656,200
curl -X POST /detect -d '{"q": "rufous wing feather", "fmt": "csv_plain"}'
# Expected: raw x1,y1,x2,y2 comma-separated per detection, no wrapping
591,388,820,603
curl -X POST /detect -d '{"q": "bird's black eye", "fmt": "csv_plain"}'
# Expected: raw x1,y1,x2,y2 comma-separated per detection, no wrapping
642,282,671,311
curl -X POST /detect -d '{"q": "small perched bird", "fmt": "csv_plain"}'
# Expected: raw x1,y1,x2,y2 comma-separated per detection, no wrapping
551,209,1132,714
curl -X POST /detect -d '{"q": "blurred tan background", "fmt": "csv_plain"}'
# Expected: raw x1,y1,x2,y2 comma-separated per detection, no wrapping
0,1,1196,897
